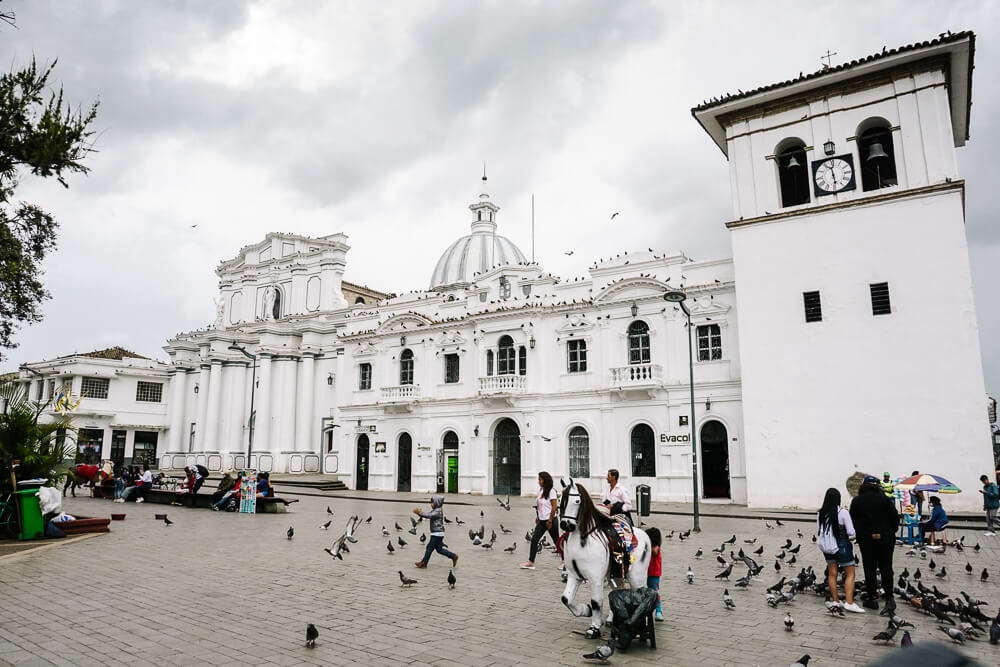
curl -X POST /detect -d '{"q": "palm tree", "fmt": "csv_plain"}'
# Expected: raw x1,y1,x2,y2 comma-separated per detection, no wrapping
0,381,75,494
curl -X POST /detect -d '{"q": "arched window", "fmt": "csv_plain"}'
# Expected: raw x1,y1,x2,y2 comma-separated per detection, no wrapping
776,139,809,207
628,321,650,365
630,423,656,477
518,346,526,376
354,296,366,304
498,335,515,375
486,350,494,376
858,121,897,191
399,349,414,385
568,426,590,478
443,431,459,449
272,288,282,319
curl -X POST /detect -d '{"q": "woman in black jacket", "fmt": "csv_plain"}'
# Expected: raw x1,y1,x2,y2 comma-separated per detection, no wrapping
849,476,900,611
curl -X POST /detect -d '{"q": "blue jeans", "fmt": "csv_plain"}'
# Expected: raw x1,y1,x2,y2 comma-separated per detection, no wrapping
420,535,455,565
114,479,125,499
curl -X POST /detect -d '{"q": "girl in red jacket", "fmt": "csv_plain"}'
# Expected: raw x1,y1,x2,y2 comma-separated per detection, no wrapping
646,527,663,621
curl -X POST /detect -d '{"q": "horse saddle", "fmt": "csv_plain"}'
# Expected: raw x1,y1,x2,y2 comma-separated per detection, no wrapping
602,518,637,578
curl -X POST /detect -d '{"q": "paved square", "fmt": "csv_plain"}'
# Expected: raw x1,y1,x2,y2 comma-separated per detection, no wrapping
1,492,998,666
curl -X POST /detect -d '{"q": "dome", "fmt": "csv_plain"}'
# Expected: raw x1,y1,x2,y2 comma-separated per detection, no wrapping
429,189,528,289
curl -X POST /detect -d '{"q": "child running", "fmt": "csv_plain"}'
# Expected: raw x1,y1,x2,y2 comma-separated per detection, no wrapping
413,494,459,568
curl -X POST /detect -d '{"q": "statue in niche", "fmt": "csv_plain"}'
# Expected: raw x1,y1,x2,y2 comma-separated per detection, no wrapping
213,297,225,329
263,285,281,320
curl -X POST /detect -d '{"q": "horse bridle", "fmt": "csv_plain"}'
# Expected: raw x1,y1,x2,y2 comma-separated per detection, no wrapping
559,478,580,532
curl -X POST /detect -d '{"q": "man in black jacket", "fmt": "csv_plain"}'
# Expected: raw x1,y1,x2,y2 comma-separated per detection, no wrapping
850,475,900,610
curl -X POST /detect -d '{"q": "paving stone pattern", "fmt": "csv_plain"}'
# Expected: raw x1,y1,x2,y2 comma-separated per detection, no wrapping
1,493,999,666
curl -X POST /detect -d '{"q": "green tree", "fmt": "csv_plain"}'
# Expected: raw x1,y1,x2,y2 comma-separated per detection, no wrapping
0,381,75,494
0,4,99,359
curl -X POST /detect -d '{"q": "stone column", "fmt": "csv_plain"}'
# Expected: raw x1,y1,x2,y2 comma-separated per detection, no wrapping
203,361,224,452
166,369,188,452
294,354,315,451
222,362,247,455
194,364,210,453
271,356,298,453
254,354,272,459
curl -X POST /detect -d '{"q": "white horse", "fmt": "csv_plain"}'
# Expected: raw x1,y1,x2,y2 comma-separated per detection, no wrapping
559,479,651,638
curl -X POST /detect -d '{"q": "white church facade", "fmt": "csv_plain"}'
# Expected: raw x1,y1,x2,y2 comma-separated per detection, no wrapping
16,32,994,510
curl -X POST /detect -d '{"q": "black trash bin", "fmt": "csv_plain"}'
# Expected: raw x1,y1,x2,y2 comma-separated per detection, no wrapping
636,484,651,517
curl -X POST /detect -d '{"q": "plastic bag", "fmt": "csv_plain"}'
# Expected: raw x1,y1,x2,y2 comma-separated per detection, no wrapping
37,486,62,515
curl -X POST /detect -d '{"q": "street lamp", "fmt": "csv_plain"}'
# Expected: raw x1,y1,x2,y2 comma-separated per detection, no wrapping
228,343,257,470
664,289,700,532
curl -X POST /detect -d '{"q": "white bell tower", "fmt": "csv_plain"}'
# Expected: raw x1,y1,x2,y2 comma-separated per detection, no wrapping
693,32,992,510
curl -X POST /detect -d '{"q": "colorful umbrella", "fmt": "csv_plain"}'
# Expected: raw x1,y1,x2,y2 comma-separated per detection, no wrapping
894,473,962,494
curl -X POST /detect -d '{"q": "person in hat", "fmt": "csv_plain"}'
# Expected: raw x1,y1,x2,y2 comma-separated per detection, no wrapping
979,474,999,536
879,472,895,500
850,475,899,610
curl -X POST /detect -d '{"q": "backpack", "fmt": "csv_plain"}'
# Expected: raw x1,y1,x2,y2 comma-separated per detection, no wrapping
195,464,209,479
225,497,238,512
817,510,843,555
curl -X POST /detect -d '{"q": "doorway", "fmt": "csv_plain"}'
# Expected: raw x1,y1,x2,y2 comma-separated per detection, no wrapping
443,430,459,493
493,418,521,496
356,435,369,491
701,420,731,498
397,433,412,492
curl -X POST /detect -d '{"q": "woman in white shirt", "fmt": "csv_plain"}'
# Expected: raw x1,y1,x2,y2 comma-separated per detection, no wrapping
520,471,559,570
816,487,864,613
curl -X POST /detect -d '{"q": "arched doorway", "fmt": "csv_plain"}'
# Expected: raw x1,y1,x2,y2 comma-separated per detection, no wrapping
356,434,369,491
397,433,412,492
493,419,521,496
443,431,459,493
701,420,731,498
630,424,656,477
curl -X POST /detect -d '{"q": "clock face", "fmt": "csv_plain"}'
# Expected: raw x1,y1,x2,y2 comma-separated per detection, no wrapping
812,154,856,196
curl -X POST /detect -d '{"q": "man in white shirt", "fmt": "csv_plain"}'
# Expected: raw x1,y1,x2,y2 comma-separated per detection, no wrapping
602,468,634,526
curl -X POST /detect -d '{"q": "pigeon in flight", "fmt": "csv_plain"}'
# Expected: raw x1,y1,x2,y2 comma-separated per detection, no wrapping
499,524,511,534
582,636,615,663
723,588,735,609
326,506,333,515
497,496,511,511
564,250,574,255
784,612,794,631
321,520,332,530
163,516,173,526
306,623,318,648
397,536,407,548
287,527,294,540
398,570,418,588
610,212,620,220
323,546,343,560
686,566,694,584
387,540,395,554
504,543,517,553
447,569,456,590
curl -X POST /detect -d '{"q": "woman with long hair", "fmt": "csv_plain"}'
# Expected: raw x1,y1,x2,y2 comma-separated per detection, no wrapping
520,471,559,570
816,487,864,613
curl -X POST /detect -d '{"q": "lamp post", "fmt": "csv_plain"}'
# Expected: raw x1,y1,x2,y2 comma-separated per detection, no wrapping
664,289,700,532
228,344,257,469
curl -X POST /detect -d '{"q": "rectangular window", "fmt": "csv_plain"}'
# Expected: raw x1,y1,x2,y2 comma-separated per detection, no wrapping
444,354,460,383
696,324,722,361
46,379,55,400
803,291,822,323
870,282,891,316
133,431,158,469
81,376,110,399
567,339,588,373
135,381,163,403
518,346,526,376
359,363,372,390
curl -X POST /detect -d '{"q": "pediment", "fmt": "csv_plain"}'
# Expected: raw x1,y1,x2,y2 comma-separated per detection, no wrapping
689,298,731,316
377,313,435,334
435,330,468,348
593,278,671,304
352,341,379,358
556,314,595,334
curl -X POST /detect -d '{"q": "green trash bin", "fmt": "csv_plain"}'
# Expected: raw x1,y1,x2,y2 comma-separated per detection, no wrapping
15,488,44,541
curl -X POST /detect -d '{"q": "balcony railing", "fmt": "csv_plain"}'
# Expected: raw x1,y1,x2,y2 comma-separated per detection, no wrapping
609,363,663,387
478,375,526,395
381,385,421,402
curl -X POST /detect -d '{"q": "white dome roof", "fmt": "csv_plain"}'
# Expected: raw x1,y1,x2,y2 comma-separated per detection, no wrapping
429,190,528,289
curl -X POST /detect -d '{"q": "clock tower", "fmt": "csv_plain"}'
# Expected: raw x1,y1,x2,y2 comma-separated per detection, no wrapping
693,32,992,510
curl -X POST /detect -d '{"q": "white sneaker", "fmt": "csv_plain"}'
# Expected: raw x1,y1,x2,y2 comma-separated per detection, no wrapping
842,602,866,613
136,498,144,504
984,532,996,537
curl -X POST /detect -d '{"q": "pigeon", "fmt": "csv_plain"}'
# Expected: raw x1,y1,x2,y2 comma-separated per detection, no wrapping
395,522,403,532
900,630,913,647
326,506,333,515
901,567,910,578
306,623,318,648
398,570,417,587
872,622,897,643
753,545,764,556
989,611,1000,644
811,535,817,543
420,533,427,543
796,529,803,539
491,529,497,542
776,550,786,560
344,515,361,543
789,544,801,554
936,567,948,579
938,627,965,643
387,540,395,554
791,655,810,666
694,547,703,559
455,517,465,525
982,568,989,582
784,612,794,631
734,573,751,588
966,562,973,574
974,543,981,552
525,531,532,542
717,554,727,566
443,517,452,524
774,560,781,572
321,520,332,530
788,555,797,566
775,519,784,527
447,569,456,589
582,637,615,664
715,564,733,580
499,524,512,534
723,588,735,609
323,546,343,560
397,536,407,548
382,526,390,537
686,566,694,584
913,569,921,581
765,521,773,529
724,534,736,544
287,527,294,540
712,544,725,554
890,614,914,628
163,516,173,526
744,537,757,544
929,558,936,570
504,543,517,553
497,496,511,511
408,527,417,535
481,541,494,550
365,515,372,524
480,510,485,518
782,539,792,550
472,536,482,546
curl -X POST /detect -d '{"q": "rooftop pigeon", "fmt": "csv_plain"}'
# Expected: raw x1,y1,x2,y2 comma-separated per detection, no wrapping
306,623,318,648
447,569,456,589
398,570,417,587
723,588,735,609
287,527,294,540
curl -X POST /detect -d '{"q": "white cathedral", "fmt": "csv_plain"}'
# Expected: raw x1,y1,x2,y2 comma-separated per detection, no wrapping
17,33,995,510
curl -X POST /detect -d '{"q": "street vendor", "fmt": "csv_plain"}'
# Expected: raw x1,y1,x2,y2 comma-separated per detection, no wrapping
880,472,895,499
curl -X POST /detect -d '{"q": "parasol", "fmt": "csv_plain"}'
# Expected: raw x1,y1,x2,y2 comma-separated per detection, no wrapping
894,473,961,494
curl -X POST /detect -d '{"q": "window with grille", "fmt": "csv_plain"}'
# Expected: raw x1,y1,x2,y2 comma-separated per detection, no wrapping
359,363,372,390
444,354,460,383
696,324,722,361
518,346,526,376
568,426,590,478
628,321,650,364
135,381,163,402
803,291,822,323
568,339,587,373
497,336,515,375
399,349,414,385
870,282,891,316
81,377,110,399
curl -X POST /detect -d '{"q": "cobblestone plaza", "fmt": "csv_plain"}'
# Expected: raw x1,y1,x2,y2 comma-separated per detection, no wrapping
2,492,999,666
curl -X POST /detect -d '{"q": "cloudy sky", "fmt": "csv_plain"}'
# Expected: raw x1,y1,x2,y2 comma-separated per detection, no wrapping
4,1,1000,393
